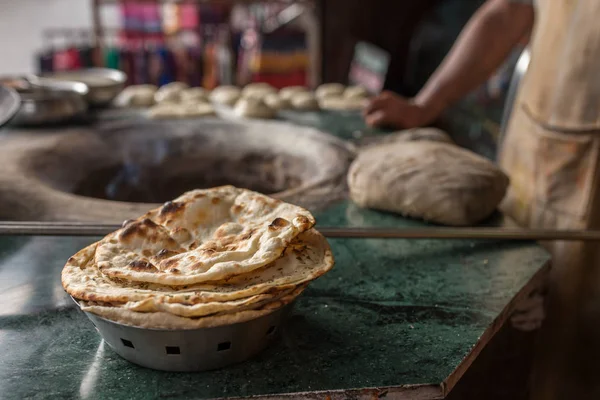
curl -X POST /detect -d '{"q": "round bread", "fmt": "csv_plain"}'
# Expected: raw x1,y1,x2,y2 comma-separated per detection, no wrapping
315,83,345,99
62,229,332,314
234,97,276,119
154,82,189,104
358,128,454,148
114,84,158,108
88,186,316,285
179,87,210,103
78,285,307,330
210,85,242,106
279,86,308,101
348,141,509,226
290,92,320,111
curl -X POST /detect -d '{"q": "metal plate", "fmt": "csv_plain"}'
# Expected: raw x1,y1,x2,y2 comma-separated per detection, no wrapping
0,85,21,128
81,302,294,372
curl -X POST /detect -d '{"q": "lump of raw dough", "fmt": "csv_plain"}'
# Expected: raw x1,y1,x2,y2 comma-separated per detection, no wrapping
210,85,242,106
290,92,320,111
315,83,345,99
318,95,367,111
147,103,183,119
263,93,291,110
179,87,210,103
242,83,277,100
344,85,369,99
348,141,509,226
179,103,216,118
358,128,454,148
234,97,276,119
154,82,189,104
114,84,158,107
279,86,309,101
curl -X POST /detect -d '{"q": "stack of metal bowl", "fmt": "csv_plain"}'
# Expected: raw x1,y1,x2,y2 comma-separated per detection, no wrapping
0,68,127,127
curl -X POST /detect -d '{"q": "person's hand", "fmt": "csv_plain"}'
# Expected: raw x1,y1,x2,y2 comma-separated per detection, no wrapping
363,91,439,129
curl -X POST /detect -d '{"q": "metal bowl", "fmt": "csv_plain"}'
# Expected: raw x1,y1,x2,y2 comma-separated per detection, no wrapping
76,302,294,372
43,68,127,107
11,78,88,126
0,85,21,128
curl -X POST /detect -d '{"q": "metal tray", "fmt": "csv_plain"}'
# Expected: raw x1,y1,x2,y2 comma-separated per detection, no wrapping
76,301,294,372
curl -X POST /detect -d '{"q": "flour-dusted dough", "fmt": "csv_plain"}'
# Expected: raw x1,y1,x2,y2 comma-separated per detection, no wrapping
179,102,216,118
180,87,210,103
318,95,367,111
358,128,454,148
344,85,369,99
234,97,276,119
147,103,183,119
114,84,158,108
290,92,320,111
315,83,345,99
348,141,509,226
263,93,291,110
154,82,189,104
210,85,242,106
279,86,309,101
242,83,277,100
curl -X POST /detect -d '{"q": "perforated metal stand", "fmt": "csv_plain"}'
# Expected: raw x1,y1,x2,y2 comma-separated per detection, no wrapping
82,304,293,372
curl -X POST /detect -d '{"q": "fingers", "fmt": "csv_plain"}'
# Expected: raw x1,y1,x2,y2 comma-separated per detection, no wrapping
365,110,387,127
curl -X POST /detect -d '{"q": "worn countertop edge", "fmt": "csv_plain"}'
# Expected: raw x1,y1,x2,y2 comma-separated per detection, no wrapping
213,383,443,400
441,260,552,396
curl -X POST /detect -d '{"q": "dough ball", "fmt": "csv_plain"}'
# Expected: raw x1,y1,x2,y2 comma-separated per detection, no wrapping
290,92,320,111
114,84,158,108
344,85,369,99
147,103,183,119
359,128,454,148
210,85,242,106
179,103,216,118
154,82,189,104
319,95,367,111
315,83,345,99
348,141,509,226
279,86,309,101
234,97,276,119
263,93,291,110
242,83,277,99
179,87,210,103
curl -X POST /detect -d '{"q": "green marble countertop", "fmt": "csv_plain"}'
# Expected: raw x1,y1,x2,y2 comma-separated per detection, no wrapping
0,110,548,399
0,201,549,399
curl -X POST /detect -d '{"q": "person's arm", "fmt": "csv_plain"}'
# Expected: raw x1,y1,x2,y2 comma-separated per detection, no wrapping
364,0,535,128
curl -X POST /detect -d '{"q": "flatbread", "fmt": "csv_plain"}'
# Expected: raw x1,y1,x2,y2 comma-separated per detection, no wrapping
79,285,305,330
263,93,291,110
147,103,183,119
348,141,509,226
92,186,315,285
319,96,367,111
344,85,369,99
62,229,333,307
241,83,277,100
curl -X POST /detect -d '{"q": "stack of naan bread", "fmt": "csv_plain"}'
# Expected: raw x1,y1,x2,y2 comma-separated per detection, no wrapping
62,186,334,330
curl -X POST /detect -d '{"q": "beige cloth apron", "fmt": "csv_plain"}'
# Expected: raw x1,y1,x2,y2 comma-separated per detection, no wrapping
499,0,600,233
499,2,600,398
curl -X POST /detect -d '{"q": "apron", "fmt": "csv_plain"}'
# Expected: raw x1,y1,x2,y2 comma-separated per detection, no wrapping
499,0,600,233
499,2,600,397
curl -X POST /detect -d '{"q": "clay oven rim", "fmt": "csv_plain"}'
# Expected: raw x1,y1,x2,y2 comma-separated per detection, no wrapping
0,118,355,223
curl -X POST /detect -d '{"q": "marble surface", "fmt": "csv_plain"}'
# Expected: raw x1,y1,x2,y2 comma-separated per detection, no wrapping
0,201,548,400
